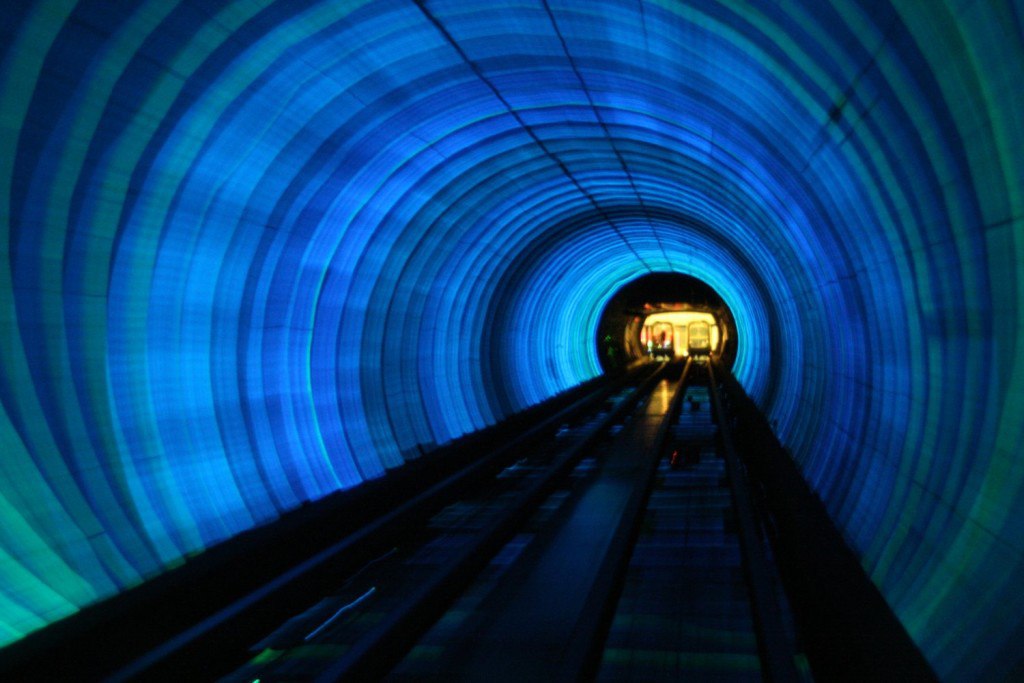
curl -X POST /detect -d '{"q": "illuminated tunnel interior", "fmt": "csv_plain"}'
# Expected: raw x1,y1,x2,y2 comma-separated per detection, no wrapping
1,1,1022,679
594,271,739,371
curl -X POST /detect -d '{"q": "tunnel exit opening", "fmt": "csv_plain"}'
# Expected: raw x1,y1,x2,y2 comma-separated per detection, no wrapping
596,273,737,372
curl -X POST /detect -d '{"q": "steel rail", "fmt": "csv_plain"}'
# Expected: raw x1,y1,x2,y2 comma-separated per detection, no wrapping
557,357,692,682
714,362,938,682
707,359,801,683
313,363,672,681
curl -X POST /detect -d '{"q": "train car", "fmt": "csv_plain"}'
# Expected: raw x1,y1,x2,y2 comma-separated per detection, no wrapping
642,321,676,360
639,309,721,361
687,320,712,358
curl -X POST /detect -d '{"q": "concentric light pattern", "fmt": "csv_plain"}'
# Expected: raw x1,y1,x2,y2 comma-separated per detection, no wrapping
1,1,1022,678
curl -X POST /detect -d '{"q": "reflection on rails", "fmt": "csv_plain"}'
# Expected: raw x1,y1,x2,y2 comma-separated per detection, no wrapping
214,359,806,682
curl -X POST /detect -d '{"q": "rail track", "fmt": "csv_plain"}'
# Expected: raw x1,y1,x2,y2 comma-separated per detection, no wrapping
212,358,806,682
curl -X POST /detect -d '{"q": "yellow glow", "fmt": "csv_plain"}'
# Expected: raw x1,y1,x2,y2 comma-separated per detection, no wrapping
641,311,720,356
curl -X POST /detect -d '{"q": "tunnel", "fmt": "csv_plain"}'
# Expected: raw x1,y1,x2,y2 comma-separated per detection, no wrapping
593,272,739,371
1,1,1022,680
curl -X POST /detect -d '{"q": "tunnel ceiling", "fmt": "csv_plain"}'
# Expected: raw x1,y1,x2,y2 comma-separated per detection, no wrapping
1,1,1023,678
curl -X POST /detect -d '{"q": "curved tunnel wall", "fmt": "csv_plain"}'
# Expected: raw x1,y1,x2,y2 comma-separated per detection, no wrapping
1,1,1022,678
